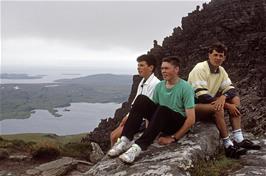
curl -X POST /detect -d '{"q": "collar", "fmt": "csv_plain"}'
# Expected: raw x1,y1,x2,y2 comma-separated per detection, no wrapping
207,60,220,74
141,73,155,85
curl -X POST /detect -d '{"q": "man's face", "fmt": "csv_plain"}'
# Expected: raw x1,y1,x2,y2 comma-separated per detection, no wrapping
137,61,153,78
208,50,225,67
161,62,179,81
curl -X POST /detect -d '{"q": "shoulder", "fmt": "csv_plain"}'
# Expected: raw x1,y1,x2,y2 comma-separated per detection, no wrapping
156,80,165,88
190,61,208,73
219,66,228,75
152,75,160,84
180,79,193,89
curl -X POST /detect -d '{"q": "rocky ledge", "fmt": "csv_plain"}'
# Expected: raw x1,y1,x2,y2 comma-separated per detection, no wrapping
229,134,266,176
84,122,220,176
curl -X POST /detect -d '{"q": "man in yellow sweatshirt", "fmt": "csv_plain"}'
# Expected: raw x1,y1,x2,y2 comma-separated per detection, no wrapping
188,42,260,159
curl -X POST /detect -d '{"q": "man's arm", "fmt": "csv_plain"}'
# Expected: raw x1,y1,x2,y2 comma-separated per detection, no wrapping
158,108,195,144
172,108,195,140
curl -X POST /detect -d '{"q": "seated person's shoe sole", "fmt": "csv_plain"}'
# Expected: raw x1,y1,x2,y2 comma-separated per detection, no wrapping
225,146,247,159
234,139,261,150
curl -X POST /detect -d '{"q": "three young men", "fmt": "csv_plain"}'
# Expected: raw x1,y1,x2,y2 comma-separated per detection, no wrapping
188,43,260,158
109,42,260,163
108,56,195,163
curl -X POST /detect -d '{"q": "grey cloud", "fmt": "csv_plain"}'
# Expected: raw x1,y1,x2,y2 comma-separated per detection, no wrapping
1,1,204,50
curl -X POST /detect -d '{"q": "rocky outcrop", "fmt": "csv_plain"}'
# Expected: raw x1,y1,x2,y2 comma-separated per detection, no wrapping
84,123,220,176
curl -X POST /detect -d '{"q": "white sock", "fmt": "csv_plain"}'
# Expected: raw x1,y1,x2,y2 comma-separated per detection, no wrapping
121,136,130,143
222,136,234,148
233,129,244,143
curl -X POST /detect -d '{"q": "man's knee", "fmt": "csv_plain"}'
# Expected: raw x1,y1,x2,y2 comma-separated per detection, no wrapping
132,95,153,111
157,106,171,114
228,96,240,106
134,95,150,104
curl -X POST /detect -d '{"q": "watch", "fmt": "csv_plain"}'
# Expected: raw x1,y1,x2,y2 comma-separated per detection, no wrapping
171,135,177,142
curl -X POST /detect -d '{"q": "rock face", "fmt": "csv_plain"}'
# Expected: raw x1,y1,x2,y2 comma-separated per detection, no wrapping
84,123,220,176
83,0,266,151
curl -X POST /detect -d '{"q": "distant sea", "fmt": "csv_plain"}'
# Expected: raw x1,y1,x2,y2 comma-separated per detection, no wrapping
0,102,121,135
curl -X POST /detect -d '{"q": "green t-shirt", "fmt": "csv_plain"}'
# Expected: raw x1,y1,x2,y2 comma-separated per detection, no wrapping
152,79,195,117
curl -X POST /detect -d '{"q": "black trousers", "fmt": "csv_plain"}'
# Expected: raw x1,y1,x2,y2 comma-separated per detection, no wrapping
121,95,186,150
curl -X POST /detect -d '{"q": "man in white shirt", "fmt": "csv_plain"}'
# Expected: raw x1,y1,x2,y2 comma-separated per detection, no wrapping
110,54,160,146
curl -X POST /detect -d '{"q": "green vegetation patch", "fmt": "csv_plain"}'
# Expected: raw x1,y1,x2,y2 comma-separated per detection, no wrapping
0,133,91,160
191,151,242,176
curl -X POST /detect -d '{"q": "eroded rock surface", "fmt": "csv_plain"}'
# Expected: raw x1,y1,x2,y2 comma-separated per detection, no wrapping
84,123,219,176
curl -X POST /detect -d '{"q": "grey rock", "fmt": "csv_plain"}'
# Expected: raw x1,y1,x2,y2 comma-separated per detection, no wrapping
26,157,78,176
9,155,30,161
229,135,266,176
0,172,15,176
84,122,219,176
89,142,104,163
0,149,9,160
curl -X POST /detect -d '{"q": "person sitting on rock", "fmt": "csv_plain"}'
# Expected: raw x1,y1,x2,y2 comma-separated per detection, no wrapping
188,42,261,159
110,54,160,146
108,56,195,163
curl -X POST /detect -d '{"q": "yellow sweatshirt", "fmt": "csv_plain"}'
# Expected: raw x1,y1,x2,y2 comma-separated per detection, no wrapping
188,61,234,98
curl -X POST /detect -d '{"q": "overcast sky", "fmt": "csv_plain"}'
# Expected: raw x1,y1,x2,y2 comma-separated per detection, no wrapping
1,0,210,75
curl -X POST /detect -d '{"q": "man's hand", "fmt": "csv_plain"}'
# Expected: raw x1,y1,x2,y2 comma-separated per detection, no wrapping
211,95,226,111
226,103,241,117
158,136,176,145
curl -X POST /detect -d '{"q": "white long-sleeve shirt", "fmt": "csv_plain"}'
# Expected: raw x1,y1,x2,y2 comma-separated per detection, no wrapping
132,73,160,104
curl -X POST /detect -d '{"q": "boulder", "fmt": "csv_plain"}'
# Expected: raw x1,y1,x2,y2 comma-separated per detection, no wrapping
0,149,9,160
26,157,78,176
84,122,219,176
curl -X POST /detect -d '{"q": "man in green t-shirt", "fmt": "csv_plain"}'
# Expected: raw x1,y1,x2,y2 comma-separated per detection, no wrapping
107,56,195,163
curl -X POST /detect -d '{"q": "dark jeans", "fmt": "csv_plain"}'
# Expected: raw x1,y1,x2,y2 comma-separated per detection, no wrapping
121,95,186,150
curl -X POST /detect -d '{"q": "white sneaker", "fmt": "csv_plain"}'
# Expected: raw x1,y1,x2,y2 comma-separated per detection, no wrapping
107,136,131,157
119,144,142,163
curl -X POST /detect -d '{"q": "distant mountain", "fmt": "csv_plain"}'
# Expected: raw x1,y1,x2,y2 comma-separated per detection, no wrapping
55,74,133,86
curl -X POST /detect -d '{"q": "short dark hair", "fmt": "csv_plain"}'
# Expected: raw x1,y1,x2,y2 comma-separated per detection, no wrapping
136,54,157,71
162,56,181,67
208,42,228,55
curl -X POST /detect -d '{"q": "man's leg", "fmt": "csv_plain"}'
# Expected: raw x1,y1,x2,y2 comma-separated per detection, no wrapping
227,96,261,150
110,126,124,146
122,95,157,140
227,96,241,130
195,104,229,139
195,103,246,158
108,95,157,157
110,116,128,146
135,106,185,150
119,106,185,163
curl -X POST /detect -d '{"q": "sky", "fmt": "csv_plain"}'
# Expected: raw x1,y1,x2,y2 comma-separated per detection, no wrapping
1,0,211,75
